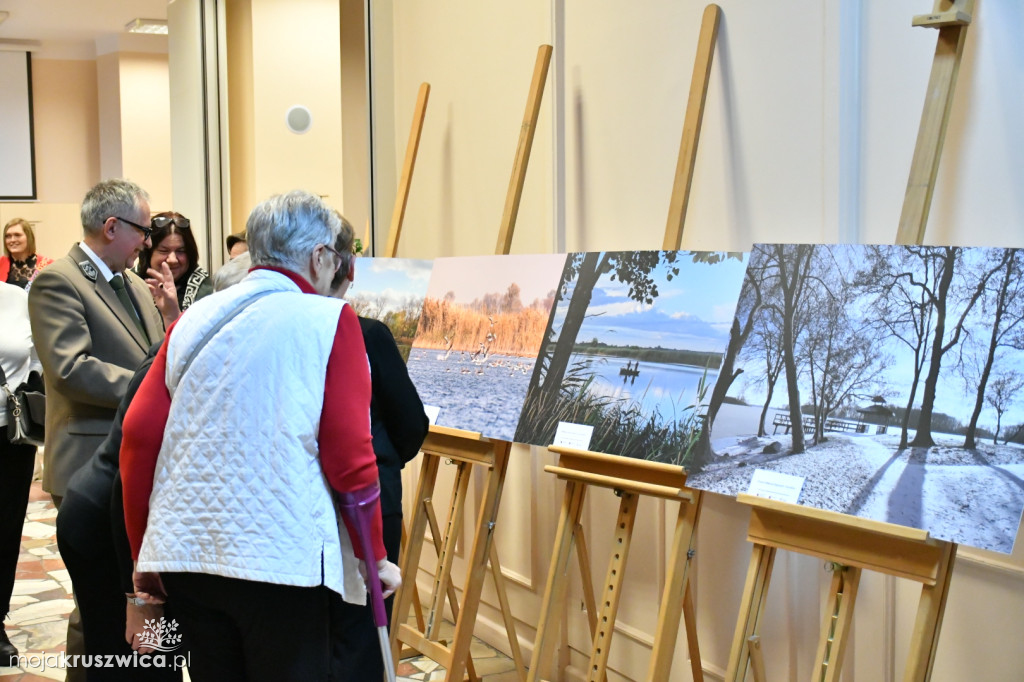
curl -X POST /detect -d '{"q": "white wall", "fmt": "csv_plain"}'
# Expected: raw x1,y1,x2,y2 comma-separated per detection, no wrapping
377,2,1024,680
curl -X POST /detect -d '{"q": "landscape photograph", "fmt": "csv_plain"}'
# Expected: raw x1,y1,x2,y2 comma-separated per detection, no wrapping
513,250,748,464
406,253,568,441
684,244,1024,553
345,257,433,360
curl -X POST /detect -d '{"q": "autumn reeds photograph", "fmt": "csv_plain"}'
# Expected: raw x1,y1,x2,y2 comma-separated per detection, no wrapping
346,257,433,360
513,250,748,464
685,244,1024,553
406,254,568,441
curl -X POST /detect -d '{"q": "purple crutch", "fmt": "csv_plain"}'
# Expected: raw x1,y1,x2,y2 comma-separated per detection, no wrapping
337,483,397,682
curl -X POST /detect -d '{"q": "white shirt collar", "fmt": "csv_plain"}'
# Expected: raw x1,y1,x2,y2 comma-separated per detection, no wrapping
77,241,118,283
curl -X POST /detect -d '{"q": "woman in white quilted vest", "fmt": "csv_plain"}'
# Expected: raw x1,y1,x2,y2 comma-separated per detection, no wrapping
119,190,401,681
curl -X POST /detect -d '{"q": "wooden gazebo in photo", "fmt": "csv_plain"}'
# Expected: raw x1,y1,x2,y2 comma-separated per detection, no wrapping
857,396,894,434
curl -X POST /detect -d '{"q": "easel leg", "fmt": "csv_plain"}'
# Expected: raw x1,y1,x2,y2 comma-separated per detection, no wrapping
903,542,957,682
400,521,427,633
488,542,526,680
527,480,588,682
445,443,512,682
648,491,704,681
574,521,598,638
813,564,862,682
424,500,480,681
392,453,441,660
725,543,777,682
428,461,473,640
586,491,640,682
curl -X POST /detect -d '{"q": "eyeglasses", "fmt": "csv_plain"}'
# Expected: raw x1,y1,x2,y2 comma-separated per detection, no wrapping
115,216,153,240
319,243,345,272
152,214,191,230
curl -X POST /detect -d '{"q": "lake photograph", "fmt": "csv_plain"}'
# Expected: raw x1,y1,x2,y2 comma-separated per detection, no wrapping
514,250,748,464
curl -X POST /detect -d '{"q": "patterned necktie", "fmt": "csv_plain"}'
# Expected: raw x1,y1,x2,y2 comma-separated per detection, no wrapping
110,274,150,344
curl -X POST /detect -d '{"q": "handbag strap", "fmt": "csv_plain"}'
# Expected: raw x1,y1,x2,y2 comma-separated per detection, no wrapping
0,362,11,398
176,289,277,382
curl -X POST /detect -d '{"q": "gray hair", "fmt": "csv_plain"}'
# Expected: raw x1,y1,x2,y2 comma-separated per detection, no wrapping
245,191,340,271
80,179,150,236
212,251,252,292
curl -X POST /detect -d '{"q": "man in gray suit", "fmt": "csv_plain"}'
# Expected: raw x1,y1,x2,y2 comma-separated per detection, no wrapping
29,178,165,504
28,179,164,681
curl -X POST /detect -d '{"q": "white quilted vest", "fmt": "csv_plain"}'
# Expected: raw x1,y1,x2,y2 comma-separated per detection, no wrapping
136,269,367,604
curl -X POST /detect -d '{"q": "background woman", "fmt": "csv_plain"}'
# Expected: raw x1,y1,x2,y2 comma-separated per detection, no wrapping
136,212,212,324
0,282,43,665
1,219,53,288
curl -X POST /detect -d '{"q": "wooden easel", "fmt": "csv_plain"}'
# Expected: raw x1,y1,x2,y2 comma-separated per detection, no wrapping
526,6,722,681
389,45,553,682
725,2,973,680
381,81,432,642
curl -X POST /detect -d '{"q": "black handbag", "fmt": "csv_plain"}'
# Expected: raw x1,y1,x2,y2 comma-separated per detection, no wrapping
1,365,45,447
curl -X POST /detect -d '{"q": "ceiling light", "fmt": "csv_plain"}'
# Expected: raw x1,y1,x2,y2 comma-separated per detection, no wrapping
0,11,9,26
125,18,168,35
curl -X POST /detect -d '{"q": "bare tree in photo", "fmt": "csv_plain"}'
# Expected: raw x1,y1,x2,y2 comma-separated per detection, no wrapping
907,247,1005,447
799,255,885,444
747,307,785,437
985,371,1024,445
963,249,1024,449
760,244,818,454
857,245,937,449
689,249,771,472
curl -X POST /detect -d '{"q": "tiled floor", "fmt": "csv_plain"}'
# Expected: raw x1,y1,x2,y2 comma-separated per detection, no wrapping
1,480,517,681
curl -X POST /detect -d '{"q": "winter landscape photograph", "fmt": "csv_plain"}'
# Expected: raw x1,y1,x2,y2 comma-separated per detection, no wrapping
685,244,1024,553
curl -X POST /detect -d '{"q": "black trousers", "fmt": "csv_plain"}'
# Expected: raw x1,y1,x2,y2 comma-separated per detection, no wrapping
162,572,332,682
56,492,181,682
329,512,402,682
0,440,35,619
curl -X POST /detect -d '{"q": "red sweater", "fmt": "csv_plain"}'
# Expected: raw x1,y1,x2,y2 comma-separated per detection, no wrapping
121,266,385,563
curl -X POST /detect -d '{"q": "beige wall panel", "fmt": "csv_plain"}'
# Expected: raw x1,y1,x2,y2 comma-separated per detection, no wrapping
386,2,553,258
226,0,256,233
30,60,100,204
560,1,827,254
96,53,123,181
339,0,370,238
859,3,1024,248
117,53,172,212
249,0,344,204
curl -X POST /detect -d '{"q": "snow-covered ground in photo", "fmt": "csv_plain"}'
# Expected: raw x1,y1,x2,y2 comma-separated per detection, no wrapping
689,404,1024,553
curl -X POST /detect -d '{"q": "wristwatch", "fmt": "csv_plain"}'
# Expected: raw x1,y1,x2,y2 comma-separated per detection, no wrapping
125,594,148,607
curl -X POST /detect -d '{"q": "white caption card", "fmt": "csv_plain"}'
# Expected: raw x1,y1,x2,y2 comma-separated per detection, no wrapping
423,405,441,426
746,469,805,504
552,422,595,451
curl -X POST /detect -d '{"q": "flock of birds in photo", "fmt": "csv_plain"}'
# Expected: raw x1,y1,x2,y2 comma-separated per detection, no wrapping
433,317,534,377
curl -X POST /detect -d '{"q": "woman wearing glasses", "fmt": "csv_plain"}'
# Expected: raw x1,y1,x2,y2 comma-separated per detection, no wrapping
137,212,213,325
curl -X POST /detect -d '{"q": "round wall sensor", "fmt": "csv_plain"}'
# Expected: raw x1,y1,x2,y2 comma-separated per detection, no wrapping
285,105,313,134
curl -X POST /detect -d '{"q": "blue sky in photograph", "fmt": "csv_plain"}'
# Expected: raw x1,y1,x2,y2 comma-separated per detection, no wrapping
346,257,432,314
730,244,1024,433
552,252,749,353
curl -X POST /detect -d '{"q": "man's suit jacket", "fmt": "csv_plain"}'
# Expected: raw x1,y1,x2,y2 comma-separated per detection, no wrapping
28,243,165,497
